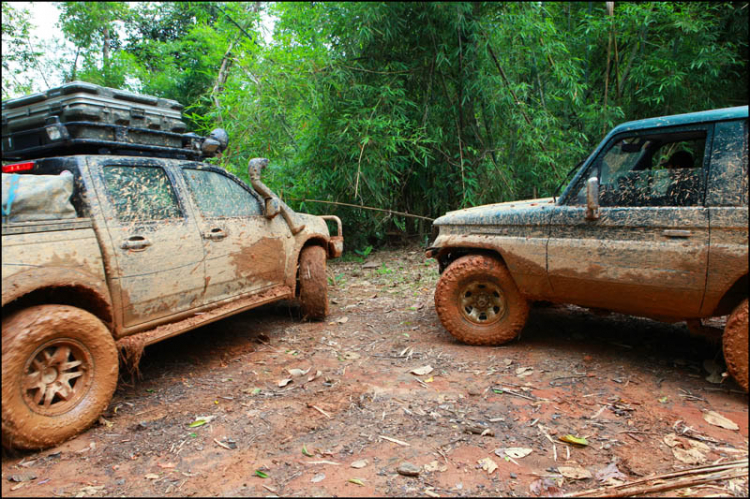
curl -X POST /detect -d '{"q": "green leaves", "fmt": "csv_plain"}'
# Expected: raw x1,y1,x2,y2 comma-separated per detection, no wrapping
7,1,743,247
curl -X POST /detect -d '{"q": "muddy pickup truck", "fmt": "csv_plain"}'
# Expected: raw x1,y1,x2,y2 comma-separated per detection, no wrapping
1,155,343,450
428,106,748,392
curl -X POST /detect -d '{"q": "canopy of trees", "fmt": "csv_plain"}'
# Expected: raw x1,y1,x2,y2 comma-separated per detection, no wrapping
2,1,748,246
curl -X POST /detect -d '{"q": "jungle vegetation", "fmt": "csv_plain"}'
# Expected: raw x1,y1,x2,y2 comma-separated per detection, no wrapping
3,2,748,246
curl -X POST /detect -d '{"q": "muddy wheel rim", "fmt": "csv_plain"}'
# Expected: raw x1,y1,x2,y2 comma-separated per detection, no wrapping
23,338,94,416
459,281,506,325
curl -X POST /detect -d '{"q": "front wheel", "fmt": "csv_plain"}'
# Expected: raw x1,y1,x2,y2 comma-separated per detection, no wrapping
723,299,748,392
298,246,329,320
434,254,529,345
2,305,119,450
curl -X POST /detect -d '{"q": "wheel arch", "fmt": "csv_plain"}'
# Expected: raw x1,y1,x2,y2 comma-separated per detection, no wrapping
435,246,508,274
2,267,114,333
292,237,329,295
712,274,748,317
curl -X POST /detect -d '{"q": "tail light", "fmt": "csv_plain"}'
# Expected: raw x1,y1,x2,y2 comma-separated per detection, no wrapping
2,162,35,173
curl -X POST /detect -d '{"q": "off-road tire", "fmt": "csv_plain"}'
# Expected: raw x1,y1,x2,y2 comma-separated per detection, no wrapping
298,246,329,321
2,305,119,450
434,254,529,345
723,299,748,392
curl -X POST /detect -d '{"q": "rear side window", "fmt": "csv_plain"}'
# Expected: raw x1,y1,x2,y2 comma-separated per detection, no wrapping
102,166,182,222
183,168,262,218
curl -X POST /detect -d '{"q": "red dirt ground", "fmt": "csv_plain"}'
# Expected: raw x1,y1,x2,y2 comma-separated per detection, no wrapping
2,247,748,497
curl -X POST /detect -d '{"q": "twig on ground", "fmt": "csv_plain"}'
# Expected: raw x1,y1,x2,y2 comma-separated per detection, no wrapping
379,435,410,446
494,386,536,401
310,405,332,419
213,438,232,450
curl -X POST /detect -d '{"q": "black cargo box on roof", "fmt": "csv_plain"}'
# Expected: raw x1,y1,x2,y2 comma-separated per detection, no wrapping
1,82,208,161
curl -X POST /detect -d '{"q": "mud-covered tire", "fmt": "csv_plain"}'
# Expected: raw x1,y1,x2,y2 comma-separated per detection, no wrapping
434,254,529,345
723,299,748,392
298,246,329,321
2,305,119,450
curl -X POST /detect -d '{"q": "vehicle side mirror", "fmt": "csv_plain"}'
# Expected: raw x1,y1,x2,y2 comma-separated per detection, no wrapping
585,177,600,220
265,197,280,219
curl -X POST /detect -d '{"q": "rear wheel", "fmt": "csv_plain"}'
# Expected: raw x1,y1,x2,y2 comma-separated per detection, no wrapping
434,254,529,345
723,299,748,392
2,305,119,450
298,246,329,320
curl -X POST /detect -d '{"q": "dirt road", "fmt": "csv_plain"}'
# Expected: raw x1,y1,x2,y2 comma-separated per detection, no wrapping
2,247,748,497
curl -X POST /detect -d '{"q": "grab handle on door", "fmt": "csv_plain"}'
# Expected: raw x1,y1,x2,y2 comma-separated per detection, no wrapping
662,229,692,238
121,235,151,250
203,228,227,240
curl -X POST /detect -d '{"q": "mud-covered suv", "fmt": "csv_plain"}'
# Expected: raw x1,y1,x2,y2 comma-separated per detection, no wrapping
427,106,748,391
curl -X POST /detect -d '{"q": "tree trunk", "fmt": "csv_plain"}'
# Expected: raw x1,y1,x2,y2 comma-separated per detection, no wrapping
212,41,236,119
102,26,110,67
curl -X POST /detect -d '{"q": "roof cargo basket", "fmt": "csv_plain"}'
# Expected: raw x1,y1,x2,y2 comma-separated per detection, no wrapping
1,81,226,161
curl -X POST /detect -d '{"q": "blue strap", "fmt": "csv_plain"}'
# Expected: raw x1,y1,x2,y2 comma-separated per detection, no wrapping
2,174,20,217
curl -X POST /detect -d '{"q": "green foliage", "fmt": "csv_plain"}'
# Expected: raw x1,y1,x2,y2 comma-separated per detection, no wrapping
352,245,373,263
3,2,748,246
57,1,130,87
1,2,42,97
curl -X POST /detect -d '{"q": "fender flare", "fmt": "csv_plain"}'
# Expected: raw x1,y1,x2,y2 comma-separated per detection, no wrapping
2,266,114,329
289,235,329,292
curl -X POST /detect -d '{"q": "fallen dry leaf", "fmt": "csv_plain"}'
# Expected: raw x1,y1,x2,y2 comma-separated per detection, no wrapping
337,316,349,324
596,462,627,485
288,367,311,377
424,460,448,473
558,466,592,480
351,459,368,469
703,410,739,431
278,378,293,387
144,473,160,480
703,359,724,384
530,478,562,496
559,434,589,446
188,415,215,427
311,473,325,483
663,433,709,465
672,446,707,465
411,365,433,376
75,485,105,497
478,457,498,474
503,447,533,459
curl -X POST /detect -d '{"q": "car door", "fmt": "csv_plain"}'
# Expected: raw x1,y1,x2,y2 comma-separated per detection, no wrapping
90,159,206,329
180,166,289,305
546,125,712,318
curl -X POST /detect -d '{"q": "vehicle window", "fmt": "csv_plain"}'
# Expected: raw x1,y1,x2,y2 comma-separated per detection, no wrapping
183,168,262,218
571,133,707,207
102,166,182,222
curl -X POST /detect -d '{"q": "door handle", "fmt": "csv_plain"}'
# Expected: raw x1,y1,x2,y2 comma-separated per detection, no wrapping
662,229,692,238
121,235,151,250
203,228,227,240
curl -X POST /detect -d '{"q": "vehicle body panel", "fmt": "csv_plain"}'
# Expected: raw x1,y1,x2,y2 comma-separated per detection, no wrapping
431,106,748,323
2,155,343,344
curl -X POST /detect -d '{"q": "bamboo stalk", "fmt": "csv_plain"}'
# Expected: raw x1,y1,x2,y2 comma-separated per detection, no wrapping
565,458,748,497
569,469,747,498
